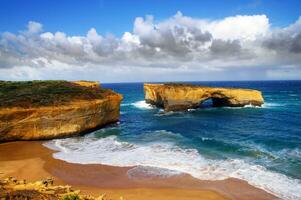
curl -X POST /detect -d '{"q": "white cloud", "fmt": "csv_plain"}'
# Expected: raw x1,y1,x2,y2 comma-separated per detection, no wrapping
27,21,43,34
0,12,300,82
87,28,102,44
40,32,54,40
204,15,269,41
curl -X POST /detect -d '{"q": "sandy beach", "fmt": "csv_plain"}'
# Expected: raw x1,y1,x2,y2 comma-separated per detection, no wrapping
1,0,301,198
0,141,277,200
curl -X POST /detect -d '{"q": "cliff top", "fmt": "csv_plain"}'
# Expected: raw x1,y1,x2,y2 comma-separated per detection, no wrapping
144,83,255,91
0,80,115,108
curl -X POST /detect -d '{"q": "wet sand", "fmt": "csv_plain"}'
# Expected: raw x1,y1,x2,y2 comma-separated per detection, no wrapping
0,141,277,200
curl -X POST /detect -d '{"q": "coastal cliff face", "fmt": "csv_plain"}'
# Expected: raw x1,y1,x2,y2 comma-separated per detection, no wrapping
0,81,122,142
144,83,264,111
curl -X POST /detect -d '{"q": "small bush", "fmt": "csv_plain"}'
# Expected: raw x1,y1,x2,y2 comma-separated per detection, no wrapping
60,193,81,200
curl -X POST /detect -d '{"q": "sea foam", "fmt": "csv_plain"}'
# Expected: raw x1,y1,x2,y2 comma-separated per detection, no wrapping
263,102,283,108
131,100,154,110
44,134,301,200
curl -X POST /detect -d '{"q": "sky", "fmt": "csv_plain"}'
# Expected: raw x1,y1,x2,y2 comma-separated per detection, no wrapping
0,0,301,82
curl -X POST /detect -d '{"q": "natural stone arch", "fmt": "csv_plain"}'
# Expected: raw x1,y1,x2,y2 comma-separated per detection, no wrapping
198,97,227,108
144,83,264,111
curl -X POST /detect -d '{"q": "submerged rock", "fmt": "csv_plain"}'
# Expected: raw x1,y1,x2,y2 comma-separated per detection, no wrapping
144,83,264,111
0,81,122,142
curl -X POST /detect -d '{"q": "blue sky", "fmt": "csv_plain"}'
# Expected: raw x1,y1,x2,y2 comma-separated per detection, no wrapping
1,0,300,36
0,0,300,82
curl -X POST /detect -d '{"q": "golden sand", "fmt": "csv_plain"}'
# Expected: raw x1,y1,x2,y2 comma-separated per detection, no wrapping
0,141,276,200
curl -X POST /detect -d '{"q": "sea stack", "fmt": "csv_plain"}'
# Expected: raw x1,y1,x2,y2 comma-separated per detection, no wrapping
144,83,264,111
0,81,122,142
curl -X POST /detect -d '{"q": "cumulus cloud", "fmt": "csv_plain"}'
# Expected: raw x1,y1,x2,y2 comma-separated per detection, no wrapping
133,13,212,57
210,39,241,56
0,12,301,81
27,21,43,34
263,17,301,54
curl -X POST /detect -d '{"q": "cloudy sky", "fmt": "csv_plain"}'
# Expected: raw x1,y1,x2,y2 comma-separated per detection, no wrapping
0,0,301,82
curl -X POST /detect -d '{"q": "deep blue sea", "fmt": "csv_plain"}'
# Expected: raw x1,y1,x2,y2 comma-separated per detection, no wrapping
45,81,301,200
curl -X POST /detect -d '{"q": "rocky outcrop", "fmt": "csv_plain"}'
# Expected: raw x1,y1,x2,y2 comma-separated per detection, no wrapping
72,81,100,88
144,83,264,111
0,81,122,142
0,177,118,199
0,177,77,200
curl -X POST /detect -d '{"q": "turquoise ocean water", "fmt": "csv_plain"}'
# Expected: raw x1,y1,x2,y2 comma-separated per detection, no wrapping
45,81,301,200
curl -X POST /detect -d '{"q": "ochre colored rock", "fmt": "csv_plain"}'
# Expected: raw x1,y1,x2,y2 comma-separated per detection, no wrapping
144,83,264,111
0,177,116,199
72,80,100,88
0,81,122,142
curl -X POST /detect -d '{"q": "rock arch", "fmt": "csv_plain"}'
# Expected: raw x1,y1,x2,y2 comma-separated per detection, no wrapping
144,83,264,111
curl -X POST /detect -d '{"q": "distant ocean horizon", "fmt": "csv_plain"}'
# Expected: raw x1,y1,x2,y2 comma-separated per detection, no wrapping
98,80,301,84
44,80,301,200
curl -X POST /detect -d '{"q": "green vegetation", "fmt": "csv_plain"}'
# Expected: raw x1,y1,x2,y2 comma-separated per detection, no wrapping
0,80,114,108
60,193,81,200
164,83,200,87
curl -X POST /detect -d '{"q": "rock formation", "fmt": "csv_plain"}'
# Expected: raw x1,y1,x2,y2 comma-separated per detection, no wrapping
0,81,122,142
144,83,264,111
0,177,118,199
72,81,100,88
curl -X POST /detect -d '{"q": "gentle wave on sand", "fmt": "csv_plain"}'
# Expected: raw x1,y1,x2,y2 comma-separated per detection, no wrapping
45,132,301,200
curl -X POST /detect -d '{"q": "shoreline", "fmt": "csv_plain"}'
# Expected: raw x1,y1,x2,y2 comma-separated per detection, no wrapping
0,141,277,200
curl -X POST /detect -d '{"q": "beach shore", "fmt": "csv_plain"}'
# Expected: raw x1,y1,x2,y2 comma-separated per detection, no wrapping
0,141,276,200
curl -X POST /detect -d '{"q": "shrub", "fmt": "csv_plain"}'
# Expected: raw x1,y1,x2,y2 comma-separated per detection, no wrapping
0,80,114,108
60,193,81,200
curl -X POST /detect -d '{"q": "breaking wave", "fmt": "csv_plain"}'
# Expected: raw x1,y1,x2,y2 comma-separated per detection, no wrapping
44,133,301,200
131,100,154,110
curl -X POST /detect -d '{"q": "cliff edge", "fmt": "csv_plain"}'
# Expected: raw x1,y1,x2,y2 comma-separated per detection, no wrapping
144,83,264,111
0,80,122,142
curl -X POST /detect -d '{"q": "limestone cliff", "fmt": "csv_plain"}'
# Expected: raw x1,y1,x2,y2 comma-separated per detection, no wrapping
144,83,264,111
0,81,122,142
72,80,100,88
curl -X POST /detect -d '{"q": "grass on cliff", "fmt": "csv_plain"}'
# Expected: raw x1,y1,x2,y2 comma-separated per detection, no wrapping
0,80,115,108
164,83,203,87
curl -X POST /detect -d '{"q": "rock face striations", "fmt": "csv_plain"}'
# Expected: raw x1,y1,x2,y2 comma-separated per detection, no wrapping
144,83,264,111
0,81,122,142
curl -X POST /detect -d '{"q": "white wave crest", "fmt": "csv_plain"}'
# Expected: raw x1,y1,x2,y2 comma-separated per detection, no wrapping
127,166,182,179
243,104,262,108
201,137,213,141
131,100,154,109
262,102,283,108
44,135,301,200
121,103,131,107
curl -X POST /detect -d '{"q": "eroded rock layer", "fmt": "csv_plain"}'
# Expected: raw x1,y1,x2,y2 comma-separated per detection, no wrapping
144,83,264,111
0,177,117,200
0,81,122,142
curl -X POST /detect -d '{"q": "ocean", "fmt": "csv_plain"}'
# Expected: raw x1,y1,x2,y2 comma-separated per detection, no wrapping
44,81,301,200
